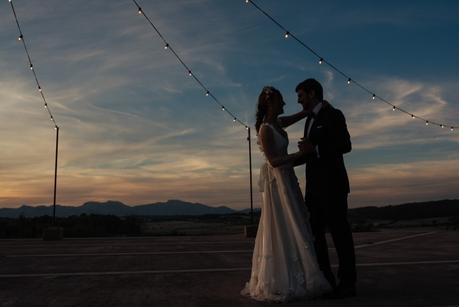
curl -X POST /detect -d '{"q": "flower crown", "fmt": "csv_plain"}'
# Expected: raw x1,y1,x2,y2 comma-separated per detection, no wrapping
263,86,274,96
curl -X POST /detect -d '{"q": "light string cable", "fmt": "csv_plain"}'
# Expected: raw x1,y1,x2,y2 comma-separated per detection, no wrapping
133,0,249,129
8,0,59,129
245,0,457,132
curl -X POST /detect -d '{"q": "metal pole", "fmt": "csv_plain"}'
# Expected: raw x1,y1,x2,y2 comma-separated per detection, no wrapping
53,126,59,225
247,127,254,225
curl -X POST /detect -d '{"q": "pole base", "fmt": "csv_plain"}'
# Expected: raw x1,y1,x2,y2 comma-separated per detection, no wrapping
43,226,64,241
244,224,258,238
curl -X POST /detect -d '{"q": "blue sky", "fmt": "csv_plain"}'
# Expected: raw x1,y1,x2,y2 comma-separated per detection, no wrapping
1,0,458,209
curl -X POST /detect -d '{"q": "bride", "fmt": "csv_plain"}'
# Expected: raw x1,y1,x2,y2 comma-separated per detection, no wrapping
241,86,331,302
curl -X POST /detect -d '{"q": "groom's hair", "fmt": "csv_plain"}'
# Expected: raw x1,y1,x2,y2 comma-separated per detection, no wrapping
295,79,323,100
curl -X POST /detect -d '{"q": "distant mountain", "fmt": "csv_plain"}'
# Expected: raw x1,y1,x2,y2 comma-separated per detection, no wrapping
0,200,236,218
1,199,458,219
348,199,459,221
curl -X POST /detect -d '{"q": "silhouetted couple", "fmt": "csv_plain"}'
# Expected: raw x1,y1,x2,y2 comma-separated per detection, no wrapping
241,79,356,302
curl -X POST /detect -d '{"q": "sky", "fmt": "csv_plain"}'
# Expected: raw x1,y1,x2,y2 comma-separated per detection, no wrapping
0,0,458,209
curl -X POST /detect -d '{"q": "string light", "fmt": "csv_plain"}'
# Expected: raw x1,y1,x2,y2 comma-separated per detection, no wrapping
8,0,59,129
132,0,248,130
245,0,458,132
392,106,396,111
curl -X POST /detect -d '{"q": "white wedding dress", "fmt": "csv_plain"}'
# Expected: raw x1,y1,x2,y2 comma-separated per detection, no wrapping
241,123,331,302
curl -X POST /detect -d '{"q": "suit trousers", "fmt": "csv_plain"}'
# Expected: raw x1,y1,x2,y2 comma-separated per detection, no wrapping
305,192,356,287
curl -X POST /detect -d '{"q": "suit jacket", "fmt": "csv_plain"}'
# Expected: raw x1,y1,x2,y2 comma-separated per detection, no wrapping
299,104,351,196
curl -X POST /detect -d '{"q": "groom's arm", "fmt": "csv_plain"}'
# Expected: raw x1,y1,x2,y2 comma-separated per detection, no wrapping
278,109,307,128
315,109,351,158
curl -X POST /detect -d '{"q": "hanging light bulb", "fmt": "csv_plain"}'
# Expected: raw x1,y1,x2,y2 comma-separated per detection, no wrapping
284,31,290,38
318,58,323,65
411,114,415,119
138,7,143,15
18,34,23,41
221,106,225,111
29,64,33,70
245,126,249,130
245,0,249,3
188,70,192,76
38,86,42,92
392,106,396,111
425,121,429,126
205,91,209,96
441,124,445,128
44,103,48,109
233,118,236,122
347,78,351,85
451,127,454,131
164,43,169,50
372,94,375,100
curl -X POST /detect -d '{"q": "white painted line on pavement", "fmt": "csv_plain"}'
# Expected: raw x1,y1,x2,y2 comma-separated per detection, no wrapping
354,231,438,249
4,250,253,258
1,259,459,278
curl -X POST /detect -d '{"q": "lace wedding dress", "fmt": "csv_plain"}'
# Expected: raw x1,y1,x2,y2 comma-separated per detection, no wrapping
241,123,331,302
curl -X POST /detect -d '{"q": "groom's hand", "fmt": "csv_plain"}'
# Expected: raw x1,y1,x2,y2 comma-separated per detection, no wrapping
298,138,314,154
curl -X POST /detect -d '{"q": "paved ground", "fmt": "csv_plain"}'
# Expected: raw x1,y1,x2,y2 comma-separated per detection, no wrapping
0,229,458,306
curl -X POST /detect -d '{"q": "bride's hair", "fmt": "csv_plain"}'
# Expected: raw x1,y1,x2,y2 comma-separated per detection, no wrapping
255,86,282,133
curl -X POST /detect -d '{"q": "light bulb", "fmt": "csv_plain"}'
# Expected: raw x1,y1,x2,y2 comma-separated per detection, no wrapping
372,94,375,100
284,31,289,38
319,58,323,65
138,7,142,14
347,78,351,85
392,106,396,111
205,91,209,96
188,70,192,76
164,43,169,50
425,121,429,126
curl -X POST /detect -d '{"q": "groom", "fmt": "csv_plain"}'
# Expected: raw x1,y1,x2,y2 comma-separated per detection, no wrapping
294,78,356,298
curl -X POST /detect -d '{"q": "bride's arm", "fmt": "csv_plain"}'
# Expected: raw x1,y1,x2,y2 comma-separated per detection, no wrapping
278,109,308,128
259,125,303,168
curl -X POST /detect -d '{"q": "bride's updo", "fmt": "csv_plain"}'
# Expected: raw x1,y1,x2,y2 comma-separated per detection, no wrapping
255,86,282,133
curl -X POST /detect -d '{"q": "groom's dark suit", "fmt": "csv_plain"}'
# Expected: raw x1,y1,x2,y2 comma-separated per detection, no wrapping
299,103,356,288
